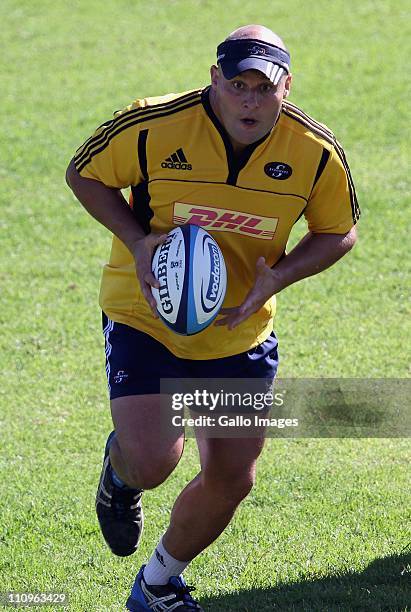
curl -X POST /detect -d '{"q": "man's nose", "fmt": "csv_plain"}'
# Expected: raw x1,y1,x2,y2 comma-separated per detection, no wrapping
243,90,260,108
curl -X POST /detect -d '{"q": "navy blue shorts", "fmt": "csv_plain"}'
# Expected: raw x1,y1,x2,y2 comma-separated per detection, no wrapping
102,312,279,400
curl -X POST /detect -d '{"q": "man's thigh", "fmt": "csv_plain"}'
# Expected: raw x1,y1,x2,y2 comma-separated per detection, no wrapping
103,313,277,470
103,314,187,473
189,331,278,473
111,394,184,465
103,311,186,452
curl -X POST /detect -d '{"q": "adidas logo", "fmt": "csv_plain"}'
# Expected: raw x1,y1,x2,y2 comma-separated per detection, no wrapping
155,549,166,567
161,148,192,170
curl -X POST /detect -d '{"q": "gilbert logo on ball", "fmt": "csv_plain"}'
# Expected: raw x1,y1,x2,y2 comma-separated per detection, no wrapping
151,224,227,335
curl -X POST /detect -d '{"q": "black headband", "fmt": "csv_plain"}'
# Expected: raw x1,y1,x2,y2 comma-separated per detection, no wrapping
216,38,290,84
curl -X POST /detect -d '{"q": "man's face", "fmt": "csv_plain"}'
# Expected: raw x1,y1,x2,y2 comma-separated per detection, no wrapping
210,66,292,153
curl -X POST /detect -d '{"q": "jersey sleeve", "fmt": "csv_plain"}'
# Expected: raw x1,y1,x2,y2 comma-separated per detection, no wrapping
304,143,360,234
73,103,144,188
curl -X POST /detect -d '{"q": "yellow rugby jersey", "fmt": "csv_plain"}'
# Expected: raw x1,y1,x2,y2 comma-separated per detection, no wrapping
74,87,360,359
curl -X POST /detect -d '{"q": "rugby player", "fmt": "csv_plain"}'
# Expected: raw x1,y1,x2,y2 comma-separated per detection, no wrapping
66,24,359,611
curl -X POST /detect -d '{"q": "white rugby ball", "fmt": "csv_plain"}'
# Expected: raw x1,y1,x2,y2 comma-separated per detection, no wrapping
151,224,227,335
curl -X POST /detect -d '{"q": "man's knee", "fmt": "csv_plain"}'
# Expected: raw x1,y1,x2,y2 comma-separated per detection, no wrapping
202,468,256,505
198,437,263,506
126,459,176,490
111,438,182,489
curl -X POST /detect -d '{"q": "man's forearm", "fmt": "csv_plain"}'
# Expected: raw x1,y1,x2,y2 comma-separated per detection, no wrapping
272,228,357,292
66,159,145,253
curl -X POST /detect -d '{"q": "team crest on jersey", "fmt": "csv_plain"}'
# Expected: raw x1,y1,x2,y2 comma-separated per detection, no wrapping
173,203,278,240
264,162,292,180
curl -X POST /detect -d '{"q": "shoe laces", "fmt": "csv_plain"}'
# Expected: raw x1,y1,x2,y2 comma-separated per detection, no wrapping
172,582,200,608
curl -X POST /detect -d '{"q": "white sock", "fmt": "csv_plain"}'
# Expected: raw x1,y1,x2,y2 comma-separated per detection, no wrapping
143,537,190,585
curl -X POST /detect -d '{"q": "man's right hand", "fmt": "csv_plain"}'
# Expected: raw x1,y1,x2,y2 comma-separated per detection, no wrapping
132,233,169,317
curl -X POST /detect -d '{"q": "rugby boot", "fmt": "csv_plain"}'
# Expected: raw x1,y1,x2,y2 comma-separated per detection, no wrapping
126,565,204,611
95,430,144,557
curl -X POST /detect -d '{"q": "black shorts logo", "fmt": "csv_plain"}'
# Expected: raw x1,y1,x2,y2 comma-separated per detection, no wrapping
264,162,292,180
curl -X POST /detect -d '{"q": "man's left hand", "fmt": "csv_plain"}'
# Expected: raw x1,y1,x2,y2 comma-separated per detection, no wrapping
215,257,279,330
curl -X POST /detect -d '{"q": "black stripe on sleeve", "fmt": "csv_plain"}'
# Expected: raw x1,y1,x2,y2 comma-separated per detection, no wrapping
132,129,152,235
284,102,334,139
74,90,202,169
333,140,361,223
75,98,202,173
138,129,148,181
131,182,153,236
283,105,360,224
282,107,334,146
311,147,330,192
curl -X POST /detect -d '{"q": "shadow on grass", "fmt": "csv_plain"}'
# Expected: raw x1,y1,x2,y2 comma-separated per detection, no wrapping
200,551,411,611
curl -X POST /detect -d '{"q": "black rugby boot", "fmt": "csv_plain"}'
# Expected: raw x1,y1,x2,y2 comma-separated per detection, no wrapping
95,431,144,557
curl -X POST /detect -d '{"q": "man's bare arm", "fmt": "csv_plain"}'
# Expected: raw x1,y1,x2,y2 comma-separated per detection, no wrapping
65,159,146,253
65,159,167,314
270,227,357,292
216,227,358,329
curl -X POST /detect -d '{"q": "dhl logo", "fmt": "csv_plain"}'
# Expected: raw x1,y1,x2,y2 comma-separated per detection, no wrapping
173,202,278,240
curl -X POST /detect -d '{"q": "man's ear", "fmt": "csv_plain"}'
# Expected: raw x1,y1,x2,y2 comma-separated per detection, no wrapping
283,72,292,98
210,65,219,89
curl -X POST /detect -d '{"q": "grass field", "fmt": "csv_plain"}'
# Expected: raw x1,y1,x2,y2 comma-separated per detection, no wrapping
1,1,410,610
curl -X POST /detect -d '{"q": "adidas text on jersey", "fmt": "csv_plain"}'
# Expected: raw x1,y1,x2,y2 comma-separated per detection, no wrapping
161,148,192,170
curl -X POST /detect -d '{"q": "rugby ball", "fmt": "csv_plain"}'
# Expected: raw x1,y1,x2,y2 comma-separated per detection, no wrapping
151,224,227,335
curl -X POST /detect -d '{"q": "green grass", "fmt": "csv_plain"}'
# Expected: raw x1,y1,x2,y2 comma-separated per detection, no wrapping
1,0,410,610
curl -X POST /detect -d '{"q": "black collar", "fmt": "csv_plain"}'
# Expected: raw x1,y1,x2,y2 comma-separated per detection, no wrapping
201,87,274,185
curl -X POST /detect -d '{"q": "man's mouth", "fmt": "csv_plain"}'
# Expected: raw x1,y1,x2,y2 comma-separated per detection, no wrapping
240,118,258,126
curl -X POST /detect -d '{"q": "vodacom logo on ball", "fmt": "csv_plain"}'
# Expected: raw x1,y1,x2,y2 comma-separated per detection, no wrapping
173,203,278,240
